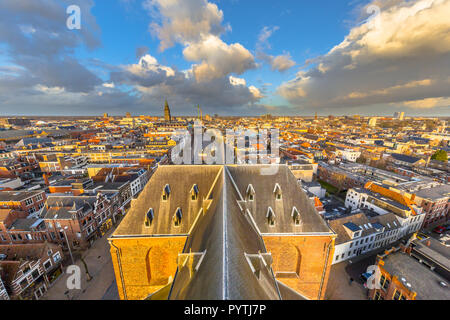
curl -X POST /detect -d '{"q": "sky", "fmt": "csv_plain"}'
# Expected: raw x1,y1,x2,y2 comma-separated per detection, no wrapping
0,0,449,117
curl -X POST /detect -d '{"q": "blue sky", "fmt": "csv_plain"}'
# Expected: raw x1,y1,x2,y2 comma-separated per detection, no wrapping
0,0,449,116
89,0,356,103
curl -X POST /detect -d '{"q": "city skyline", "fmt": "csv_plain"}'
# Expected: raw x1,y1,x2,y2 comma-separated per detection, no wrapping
0,0,449,117
0,0,449,305
0,100,448,302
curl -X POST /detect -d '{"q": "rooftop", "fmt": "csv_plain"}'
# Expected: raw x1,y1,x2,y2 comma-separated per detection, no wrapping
415,184,450,200
0,190,43,202
382,251,450,300
111,164,333,299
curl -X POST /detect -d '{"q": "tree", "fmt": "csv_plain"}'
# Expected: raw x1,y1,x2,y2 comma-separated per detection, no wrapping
431,149,448,162
356,155,368,164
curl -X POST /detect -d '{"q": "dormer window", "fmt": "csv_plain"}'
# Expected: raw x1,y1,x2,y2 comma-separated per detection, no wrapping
266,207,276,226
273,183,282,200
343,222,362,239
191,184,199,201
292,207,301,226
162,184,171,201
145,208,154,227
173,208,182,227
246,184,255,202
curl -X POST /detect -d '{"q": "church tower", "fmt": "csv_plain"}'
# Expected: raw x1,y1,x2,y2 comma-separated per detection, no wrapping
164,99,171,122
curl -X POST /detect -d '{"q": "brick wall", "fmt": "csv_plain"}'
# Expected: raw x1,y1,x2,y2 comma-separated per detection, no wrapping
109,236,187,300
262,235,335,300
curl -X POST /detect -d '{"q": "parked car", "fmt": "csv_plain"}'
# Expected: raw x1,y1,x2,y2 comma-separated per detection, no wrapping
361,272,373,282
416,232,429,240
439,235,450,247
433,226,446,234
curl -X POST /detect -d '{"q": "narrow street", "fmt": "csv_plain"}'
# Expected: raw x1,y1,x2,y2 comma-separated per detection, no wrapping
325,261,369,300
41,227,119,300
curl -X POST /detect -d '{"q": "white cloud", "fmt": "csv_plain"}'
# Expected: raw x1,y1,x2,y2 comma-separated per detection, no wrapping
228,76,262,100
256,26,296,72
183,35,257,81
145,0,227,50
229,76,246,86
270,54,296,72
145,0,256,81
34,84,65,94
249,86,263,100
0,0,102,94
401,97,450,109
278,0,450,112
102,82,115,88
127,54,175,77
109,55,262,114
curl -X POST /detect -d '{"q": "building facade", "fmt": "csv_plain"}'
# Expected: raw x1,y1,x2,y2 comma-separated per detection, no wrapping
0,243,63,300
0,191,47,216
109,165,336,300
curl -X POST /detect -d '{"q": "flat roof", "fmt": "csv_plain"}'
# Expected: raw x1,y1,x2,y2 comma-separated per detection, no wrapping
382,251,450,300
0,190,43,202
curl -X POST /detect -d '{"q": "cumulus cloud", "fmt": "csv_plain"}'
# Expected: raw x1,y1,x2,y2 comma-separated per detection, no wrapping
103,82,115,88
109,54,262,114
127,54,175,77
0,0,263,116
145,0,228,50
278,0,450,112
401,97,450,109
256,26,295,72
112,0,263,111
183,35,257,81
145,0,257,81
136,46,150,59
0,0,139,115
0,82,139,116
0,0,102,94
270,54,296,72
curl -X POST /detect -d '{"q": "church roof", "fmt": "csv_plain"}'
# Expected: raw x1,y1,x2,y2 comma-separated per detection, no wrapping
111,164,333,300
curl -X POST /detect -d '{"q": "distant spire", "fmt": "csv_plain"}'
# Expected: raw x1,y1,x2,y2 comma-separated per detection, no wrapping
164,99,171,122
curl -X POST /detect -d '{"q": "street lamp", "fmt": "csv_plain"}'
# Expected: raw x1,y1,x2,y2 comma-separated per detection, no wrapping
60,226,74,265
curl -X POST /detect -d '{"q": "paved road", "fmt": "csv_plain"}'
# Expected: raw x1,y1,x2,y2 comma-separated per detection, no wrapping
102,279,119,300
41,227,119,300
325,260,370,300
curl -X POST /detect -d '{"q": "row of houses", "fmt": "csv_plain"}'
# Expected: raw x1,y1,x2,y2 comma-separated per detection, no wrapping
0,242,63,300
318,161,449,229
329,182,425,264
0,192,118,250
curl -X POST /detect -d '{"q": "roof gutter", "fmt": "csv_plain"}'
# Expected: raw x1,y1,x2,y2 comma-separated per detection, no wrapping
109,240,127,300
318,238,333,300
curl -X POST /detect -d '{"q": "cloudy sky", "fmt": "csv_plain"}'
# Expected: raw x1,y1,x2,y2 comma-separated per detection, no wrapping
0,0,449,116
